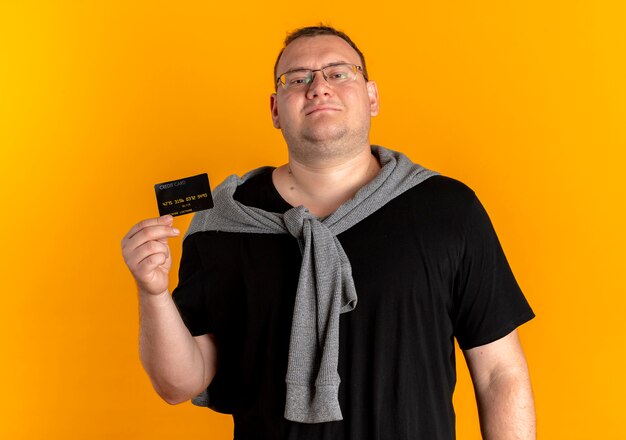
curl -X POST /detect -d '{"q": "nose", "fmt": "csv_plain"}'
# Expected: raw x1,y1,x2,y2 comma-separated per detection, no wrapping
306,70,333,99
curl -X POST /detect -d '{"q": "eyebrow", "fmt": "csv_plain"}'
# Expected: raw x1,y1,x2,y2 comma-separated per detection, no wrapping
279,61,351,76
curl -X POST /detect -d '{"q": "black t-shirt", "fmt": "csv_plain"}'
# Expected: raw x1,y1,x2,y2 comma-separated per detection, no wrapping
172,169,534,440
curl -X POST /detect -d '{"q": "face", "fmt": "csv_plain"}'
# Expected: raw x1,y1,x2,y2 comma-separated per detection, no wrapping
270,35,379,162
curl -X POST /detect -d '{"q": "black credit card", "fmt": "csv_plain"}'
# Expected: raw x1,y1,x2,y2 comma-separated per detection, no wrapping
154,173,214,217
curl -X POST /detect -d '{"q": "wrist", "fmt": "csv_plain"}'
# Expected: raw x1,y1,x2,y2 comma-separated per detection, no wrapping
138,288,171,306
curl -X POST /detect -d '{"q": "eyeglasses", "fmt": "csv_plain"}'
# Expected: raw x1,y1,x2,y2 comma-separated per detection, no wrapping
276,63,367,90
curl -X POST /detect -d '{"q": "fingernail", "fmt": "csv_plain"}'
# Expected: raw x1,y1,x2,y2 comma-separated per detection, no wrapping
172,228,180,235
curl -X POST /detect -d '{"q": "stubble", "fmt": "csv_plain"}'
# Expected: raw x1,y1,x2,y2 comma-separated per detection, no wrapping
283,115,371,165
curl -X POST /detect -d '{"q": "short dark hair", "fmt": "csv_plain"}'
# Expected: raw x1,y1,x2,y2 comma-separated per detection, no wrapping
273,25,368,87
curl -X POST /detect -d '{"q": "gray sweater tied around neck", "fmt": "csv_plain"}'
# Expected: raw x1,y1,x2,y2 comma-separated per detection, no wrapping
184,146,438,423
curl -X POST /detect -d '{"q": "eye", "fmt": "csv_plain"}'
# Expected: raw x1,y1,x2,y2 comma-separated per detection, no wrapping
325,66,352,81
284,71,311,87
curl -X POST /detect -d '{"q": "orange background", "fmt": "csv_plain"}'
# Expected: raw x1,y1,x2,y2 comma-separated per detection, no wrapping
1,1,625,438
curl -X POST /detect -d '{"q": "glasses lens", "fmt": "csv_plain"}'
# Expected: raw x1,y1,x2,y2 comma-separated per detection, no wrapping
282,70,312,88
323,64,356,83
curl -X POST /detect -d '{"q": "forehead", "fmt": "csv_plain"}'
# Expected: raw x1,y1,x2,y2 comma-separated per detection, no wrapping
277,35,361,73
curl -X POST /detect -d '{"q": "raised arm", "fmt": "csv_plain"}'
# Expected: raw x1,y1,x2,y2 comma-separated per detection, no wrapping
121,215,217,404
463,330,536,440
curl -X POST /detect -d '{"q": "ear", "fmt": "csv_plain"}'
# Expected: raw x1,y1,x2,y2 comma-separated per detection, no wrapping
366,80,380,116
270,93,281,129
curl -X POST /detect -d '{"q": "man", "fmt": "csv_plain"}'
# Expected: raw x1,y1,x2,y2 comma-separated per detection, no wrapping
121,26,536,439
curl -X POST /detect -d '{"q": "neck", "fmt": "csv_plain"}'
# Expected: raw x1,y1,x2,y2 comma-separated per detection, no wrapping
273,146,381,217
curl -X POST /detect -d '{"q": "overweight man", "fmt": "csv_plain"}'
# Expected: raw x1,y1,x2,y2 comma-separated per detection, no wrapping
122,25,536,440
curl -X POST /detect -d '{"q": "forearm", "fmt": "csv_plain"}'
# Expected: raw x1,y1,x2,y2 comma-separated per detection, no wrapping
138,289,208,404
474,366,536,440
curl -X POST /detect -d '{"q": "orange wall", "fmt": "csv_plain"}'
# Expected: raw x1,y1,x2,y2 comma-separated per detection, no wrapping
1,1,625,438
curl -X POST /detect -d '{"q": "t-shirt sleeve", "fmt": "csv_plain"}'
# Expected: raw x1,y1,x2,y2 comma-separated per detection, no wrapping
171,233,213,336
452,193,535,350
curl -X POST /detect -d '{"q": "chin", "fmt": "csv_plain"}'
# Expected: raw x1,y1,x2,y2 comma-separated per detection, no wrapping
301,126,348,144
294,140,365,164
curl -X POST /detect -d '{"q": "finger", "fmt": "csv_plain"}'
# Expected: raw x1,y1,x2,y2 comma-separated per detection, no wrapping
125,239,170,269
135,252,168,277
124,224,180,254
125,215,173,242
123,215,173,243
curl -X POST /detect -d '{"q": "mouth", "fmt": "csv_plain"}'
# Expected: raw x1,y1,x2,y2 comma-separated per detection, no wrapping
305,106,341,116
